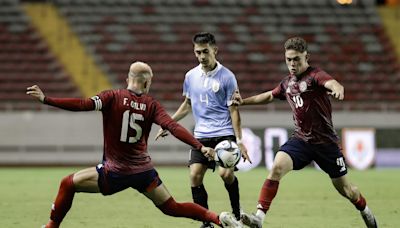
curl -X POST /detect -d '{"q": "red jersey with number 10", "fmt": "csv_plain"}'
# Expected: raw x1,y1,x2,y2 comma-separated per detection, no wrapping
272,67,339,144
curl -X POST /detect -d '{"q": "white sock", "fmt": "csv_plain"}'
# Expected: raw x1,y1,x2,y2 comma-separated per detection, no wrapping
362,206,370,214
255,209,266,221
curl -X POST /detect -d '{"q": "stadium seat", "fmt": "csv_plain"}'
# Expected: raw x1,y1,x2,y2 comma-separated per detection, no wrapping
8,0,398,111
0,2,81,111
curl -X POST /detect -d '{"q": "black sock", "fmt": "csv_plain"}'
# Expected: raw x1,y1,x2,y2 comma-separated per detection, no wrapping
192,184,210,225
224,177,240,220
191,184,209,209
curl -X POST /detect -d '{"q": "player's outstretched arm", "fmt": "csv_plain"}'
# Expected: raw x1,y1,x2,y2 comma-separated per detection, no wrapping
233,90,274,106
229,105,251,163
155,97,191,140
26,85,95,111
324,79,344,100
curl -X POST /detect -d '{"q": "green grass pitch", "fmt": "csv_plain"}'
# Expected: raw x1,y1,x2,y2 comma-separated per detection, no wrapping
0,167,398,228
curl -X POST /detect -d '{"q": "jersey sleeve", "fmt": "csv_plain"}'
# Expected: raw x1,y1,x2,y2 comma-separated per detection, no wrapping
92,90,115,111
314,70,334,87
182,73,190,98
44,97,95,111
153,100,202,150
225,72,238,106
271,81,286,100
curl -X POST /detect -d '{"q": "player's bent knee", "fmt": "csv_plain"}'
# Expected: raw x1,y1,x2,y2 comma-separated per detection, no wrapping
270,164,286,179
218,169,234,181
190,172,204,185
60,174,75,188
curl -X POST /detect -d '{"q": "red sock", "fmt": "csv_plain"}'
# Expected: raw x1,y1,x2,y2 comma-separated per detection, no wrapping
44,220,59,228
157,197,221,226
352,194,367,211
46,174,76,227
257,179,279,213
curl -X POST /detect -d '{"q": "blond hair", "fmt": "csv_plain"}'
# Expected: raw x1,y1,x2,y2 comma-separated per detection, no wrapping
128,61,153,80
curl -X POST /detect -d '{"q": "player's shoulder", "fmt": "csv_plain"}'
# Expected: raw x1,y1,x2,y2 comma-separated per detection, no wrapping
219,64,235,78
185,65,201,78
104,88,130,97
280,74,291,84
309,67,330,78
141,93,159,106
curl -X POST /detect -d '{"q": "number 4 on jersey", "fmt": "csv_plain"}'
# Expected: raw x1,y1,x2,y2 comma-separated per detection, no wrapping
120,110,144,143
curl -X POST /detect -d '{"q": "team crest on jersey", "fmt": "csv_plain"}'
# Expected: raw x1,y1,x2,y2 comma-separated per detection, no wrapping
299,81,307,92
211,80,220,92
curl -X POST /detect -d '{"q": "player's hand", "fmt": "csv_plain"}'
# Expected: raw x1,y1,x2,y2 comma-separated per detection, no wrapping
155,128,170,140
328,89,344,100
238,142,252,163
201,146,215,161
231,90,243,106
26,85,45,103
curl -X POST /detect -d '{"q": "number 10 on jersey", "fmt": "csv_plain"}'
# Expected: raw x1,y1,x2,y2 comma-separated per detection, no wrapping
120,110,144,143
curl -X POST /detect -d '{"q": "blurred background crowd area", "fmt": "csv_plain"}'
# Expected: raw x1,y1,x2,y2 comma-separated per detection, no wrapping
0,0,399,167
0,0,399,111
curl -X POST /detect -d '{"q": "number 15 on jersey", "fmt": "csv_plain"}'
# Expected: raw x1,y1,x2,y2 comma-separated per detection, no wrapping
120,110,144,143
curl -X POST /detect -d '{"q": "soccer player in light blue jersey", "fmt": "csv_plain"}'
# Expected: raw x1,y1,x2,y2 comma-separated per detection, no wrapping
156,32,251,228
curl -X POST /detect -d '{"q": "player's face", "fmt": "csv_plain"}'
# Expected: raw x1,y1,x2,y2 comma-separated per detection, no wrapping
194,43,217,71
285,49,309,76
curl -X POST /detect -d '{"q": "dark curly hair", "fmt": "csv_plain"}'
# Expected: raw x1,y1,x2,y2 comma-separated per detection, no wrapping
284,37,308,53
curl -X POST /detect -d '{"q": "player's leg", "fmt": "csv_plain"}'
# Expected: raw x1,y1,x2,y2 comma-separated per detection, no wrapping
242,138,311,228
218,166,241,221
189,145,215,228
43,167,100,228
144,177,241,227
313,143,377,228
241,151,293,228
190,162,209,206
331,176,378,228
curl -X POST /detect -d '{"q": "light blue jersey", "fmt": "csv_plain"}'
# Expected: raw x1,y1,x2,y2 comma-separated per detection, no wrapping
183,62,238,138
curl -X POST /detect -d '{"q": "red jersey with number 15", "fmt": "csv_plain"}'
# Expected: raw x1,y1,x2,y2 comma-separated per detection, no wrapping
272,67,339,144
44,89,202,174
91,89,201,174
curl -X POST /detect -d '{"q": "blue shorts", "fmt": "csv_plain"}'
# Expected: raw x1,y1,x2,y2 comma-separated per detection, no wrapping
96,165,162,195
279,137,347,178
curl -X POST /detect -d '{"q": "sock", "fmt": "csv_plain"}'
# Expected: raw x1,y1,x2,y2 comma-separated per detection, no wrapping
157,197,221,226
224,177,240,220
352,194,367,211
256,209,266,220
257,179,279,213
47,174,76,227
191,184,209,209
44,220,59,228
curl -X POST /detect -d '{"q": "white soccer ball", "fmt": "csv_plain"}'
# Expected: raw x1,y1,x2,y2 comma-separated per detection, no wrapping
214,140,241,168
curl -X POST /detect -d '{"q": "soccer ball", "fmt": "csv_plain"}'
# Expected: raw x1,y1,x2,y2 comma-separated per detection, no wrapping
214,140,241,168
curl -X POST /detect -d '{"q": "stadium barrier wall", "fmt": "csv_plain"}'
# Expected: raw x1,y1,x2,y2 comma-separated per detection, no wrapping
0,111,399,167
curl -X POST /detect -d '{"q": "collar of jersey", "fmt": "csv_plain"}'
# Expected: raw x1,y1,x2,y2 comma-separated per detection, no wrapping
200,61,221,77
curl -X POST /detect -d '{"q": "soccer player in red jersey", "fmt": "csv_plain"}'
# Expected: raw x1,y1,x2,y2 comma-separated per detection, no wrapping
26,61,242,228
232,37,378,228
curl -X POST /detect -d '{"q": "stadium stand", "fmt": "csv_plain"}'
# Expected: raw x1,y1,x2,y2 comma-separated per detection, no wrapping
2,0,400,111
50,0,400,111
0,0,81,111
